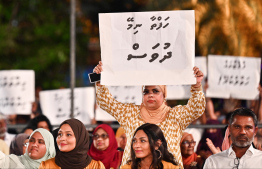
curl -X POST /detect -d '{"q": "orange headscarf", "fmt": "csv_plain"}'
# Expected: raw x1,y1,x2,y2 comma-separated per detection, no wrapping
115,127,125,138
140,85,171,124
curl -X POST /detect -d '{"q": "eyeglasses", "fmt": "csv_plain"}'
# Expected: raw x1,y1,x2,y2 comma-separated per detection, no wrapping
181,141,196,146
23,142,29,147
233,158,239,169
93,134,109,140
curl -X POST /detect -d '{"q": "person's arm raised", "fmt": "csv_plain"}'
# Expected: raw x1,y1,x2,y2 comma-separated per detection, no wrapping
94,61,139,126
174,66,206,130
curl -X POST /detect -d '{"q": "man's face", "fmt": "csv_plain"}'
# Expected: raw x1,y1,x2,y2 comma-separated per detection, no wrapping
229,115,258,148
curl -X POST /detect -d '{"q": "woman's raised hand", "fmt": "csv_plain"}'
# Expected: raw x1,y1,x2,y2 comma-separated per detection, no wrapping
93,61,103,74
93,61,103,86
192,66,204,88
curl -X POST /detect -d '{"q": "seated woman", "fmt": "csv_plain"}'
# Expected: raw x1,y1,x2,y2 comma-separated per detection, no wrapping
88,124,122,169
180,132,203,169
0,128,55,169
121,123,178,169
9,133,29,155
40,119,105,169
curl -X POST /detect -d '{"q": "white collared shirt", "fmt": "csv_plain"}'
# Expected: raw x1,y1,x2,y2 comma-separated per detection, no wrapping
203,145,262,169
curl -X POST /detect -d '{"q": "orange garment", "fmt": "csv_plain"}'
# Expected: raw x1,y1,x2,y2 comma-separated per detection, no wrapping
182,153,198,166
120,160,179,169
39,157,105,169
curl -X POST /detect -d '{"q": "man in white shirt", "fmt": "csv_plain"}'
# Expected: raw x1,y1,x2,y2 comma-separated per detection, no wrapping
204,107,262,169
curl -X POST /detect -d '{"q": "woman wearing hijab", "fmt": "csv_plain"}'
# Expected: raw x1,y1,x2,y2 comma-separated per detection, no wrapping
93,61,206,168
0,128,56,169
180,132,202,169
10,133,29,155
40,119,105,169
121,123,178,169
88,124,122,169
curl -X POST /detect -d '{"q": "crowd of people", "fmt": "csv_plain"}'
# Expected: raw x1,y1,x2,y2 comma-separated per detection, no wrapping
0,61,262,169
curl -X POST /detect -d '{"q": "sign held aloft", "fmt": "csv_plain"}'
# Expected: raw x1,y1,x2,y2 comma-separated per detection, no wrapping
99,10,195,85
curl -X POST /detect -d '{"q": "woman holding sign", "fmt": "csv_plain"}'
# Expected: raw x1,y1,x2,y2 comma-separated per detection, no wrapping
94,61,205,168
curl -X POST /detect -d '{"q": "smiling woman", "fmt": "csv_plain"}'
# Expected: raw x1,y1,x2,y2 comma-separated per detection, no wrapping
0,128,56,169
121,123,179,169
39,119,105,169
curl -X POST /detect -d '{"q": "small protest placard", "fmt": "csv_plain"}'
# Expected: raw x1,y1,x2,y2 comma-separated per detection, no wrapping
206,55,261,100
40,87,95,125
99,10,195,85
0,70,35,115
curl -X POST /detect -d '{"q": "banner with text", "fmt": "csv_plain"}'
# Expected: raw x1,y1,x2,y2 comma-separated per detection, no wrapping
0,70,35,115
40,87,95,125
99,10,195,85
206,55,261,100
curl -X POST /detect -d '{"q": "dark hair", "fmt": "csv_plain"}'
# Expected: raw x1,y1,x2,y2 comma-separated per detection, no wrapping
22,115,53,132
229,108,258,127
128,123,177,169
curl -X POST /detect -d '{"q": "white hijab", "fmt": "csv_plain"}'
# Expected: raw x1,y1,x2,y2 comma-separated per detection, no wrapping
0,128,56,169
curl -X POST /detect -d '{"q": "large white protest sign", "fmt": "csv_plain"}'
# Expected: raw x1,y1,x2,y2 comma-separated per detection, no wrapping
206,55,261,100
99,10,195,85
40,87,95,125
0,70,35,115
95,85,142,121
167,57,207,99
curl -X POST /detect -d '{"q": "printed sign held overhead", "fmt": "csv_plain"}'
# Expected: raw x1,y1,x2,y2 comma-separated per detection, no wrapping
99,10,195,85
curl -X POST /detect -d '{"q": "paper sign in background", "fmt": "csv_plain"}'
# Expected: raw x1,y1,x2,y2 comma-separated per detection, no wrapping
0,70,35,115
206,55,261,100
40,87,95,125
99,10,195,85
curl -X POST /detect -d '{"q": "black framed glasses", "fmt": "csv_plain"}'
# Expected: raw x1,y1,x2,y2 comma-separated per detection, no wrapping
233,158,239,169
93,134,109,140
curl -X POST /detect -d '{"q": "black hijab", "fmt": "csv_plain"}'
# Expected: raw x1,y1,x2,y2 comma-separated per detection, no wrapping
55,119,92,169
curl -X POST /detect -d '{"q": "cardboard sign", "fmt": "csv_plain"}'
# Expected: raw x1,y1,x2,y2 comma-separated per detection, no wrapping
40,87,95,125
99,10,195,85
206,55,261,100
0,70,35,115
